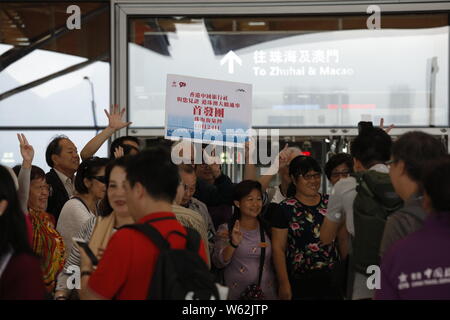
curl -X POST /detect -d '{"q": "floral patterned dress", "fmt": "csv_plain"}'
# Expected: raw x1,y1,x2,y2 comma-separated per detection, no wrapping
273,195,339,279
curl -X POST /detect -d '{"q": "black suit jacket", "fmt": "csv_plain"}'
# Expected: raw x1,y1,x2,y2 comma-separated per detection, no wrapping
46,169,69,223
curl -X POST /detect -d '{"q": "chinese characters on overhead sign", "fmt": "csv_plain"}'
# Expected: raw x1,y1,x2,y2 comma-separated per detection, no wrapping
252,49,354,77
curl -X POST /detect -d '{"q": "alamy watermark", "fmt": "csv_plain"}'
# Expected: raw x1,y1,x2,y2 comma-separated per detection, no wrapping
170,128,281,175
66,265,81,290
366,5,381,30
66,5,81,30
366,265,381,290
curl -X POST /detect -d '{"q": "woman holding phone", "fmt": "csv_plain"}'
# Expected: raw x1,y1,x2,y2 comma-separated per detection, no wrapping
55,157,134,300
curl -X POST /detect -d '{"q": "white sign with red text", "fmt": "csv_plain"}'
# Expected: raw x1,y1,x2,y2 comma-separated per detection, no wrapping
165,74,252,145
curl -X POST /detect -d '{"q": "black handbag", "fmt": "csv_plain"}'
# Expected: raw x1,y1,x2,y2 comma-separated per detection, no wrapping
240,223,266,300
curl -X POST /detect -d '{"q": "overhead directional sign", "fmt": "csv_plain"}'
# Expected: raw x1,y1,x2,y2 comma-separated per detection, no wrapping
220,50,242,74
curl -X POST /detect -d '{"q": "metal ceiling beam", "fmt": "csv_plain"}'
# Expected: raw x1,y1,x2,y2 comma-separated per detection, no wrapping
0,5,108,72
0,52,108,102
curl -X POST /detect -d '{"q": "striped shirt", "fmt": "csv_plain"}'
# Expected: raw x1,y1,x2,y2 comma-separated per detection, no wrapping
56,217,97,292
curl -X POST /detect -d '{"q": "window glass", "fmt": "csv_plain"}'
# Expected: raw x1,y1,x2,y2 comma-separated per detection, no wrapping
129,14,449,128
0,2,110,127
0,130,108,172
0,57,109,127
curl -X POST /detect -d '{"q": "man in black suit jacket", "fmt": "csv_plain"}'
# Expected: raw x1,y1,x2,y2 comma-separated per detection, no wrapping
45,136,80,222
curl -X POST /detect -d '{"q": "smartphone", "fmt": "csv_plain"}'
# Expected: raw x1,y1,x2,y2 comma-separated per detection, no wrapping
73,237,99,266
358,121,373,134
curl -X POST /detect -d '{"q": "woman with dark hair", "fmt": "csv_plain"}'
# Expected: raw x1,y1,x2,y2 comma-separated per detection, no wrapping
325,153,354,186
56,157,109,256
0,165,46,299
272,156,340,300
376,155,450,299
54,157,134,299
12,134,66,295
212,180,277,300
13,164,66,295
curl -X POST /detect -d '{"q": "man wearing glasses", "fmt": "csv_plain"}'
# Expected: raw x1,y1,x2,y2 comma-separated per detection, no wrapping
179,164,216,254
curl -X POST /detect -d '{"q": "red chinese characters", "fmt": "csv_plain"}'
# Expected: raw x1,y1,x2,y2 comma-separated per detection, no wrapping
193,106,202,115
214,108,224,118
180,91,242,132
204,107,213,117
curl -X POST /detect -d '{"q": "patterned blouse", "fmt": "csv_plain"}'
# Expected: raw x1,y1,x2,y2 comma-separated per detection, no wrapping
29,209,66,293
273,195,339,279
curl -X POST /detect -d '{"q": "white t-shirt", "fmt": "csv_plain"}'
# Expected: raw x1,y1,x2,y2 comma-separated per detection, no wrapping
56,198,95,256
326,164,389,300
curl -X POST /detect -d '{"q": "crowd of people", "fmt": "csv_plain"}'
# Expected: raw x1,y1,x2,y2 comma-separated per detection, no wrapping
1,108,449,300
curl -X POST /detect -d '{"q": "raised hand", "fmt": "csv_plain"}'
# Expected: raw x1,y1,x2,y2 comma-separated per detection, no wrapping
244,136,257,164
230,220,243,247
261,143,289,176
17,133,34,165
379,118,394,134
113,146,125,159
105,104,132,131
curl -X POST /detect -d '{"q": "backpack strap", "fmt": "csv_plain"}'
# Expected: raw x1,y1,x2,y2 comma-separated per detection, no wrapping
122,216,201,253
147,216,201,252
122,223,170,251
184,228,201,253
72,196,92,214
146,216,177,223
352,172,376,199
257,223,266,286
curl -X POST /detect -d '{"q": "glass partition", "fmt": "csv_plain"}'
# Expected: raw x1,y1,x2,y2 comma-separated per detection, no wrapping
128,13,449,128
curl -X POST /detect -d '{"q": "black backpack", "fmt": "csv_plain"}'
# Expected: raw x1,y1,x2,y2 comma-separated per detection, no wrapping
122,217,220,300
351,171,403,274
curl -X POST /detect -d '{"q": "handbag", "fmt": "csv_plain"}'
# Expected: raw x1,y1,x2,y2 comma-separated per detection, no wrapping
240,223,266,300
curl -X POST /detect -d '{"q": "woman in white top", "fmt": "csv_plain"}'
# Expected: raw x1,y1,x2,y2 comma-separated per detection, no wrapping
55,156,134,299
57,157,109,256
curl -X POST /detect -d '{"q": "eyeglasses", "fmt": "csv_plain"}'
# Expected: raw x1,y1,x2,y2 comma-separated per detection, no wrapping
331,170,350,178
91,176,106,184
32,184,52,195
301,173,322,181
